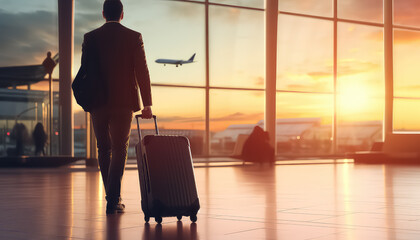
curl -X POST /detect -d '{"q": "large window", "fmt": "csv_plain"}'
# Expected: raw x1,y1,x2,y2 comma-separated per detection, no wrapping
276,93,333,155
210,89,264,155
337,23,384,152
131,87,205,158
278,0,386,155
209,6,264,89
393,30,420,132
277,14,334,156
74,0,207,157
277,15,333,93
0,0,59,156
69,0,419,159
125,0,206,87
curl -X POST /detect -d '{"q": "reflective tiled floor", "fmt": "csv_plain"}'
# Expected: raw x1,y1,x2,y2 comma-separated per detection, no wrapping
1,161,420,239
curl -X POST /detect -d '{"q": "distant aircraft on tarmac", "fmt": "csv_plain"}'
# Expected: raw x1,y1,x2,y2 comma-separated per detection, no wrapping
155,53,196,67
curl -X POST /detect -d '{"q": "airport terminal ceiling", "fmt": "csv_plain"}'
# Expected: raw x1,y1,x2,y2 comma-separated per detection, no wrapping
0,0,419,158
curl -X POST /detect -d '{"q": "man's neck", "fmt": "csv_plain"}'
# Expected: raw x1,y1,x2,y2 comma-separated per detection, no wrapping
106,20,120,23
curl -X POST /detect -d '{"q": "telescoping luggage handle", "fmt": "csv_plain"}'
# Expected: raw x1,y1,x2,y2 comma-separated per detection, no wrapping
135,114,159,140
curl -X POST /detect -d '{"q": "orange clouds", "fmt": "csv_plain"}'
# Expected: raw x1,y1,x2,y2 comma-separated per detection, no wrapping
394,30,420,44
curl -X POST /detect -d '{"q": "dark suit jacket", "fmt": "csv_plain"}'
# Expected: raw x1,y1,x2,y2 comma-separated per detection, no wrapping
81,22,152,112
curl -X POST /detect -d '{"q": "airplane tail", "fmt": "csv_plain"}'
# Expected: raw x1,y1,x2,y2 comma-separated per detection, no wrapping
188,53,196,62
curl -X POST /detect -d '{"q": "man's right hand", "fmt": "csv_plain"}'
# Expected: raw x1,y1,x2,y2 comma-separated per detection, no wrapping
141,106,153,119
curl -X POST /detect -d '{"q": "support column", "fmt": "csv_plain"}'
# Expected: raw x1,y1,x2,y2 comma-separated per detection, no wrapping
265,0,278,152
333,0,338,154
384,0,393,140
58,0,74,156
204,0,210,156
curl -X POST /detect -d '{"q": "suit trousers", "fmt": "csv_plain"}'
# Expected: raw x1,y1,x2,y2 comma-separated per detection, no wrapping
91,108,133,204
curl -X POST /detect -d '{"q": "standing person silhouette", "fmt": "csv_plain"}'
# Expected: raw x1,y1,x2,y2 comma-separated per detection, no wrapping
81,0,153,214
33,123,47,156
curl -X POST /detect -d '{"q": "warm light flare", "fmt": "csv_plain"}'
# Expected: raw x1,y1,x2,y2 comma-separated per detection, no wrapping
338,83,369,114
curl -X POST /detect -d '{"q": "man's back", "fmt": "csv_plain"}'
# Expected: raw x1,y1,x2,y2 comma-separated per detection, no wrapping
82,0,153,215
83,22,152,112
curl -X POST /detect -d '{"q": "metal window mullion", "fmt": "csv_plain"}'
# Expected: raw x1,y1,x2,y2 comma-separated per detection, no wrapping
205,0,210,156
169,0,265,11
393,24,420,32
208,2,264,11
384,0,394,138
265,0,278,152
333,0,338,154
58,0,74,156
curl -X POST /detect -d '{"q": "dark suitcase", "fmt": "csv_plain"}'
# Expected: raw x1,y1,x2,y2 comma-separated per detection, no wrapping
135,114,200,224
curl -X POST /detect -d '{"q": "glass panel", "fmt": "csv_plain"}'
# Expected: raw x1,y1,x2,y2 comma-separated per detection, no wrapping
210,0,264,9
74,0,206,158
0,0,59,156
338,0,383,23
209,6,264,89
337,23,384,153
125,0,205,86
394,30,420,98
394,98,420,132
277,15,333,93
337,23,384,98
73,0,102,73
74,0,102,158
394,0,420,27
337,97,383,153
210,89,264,155
74,0,206,86
129,87,205,158
276,93,333,155
74,106,86,157
279,0,332,17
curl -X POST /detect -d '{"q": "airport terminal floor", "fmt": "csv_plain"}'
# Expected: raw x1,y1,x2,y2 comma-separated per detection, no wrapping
1,159,420,240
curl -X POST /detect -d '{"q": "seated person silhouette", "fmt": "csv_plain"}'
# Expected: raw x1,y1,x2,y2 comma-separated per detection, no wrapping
241,126,275,163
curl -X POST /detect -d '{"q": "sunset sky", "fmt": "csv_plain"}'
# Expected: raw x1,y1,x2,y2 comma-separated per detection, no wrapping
1,0,420,132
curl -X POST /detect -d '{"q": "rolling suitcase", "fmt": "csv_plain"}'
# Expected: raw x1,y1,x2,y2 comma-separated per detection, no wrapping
135,114,200,224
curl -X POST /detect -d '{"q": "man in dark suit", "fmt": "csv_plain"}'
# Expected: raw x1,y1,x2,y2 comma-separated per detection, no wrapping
81,0,153,214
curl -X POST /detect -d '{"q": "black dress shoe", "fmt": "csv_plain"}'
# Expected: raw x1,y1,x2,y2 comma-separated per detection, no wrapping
106,202,125,214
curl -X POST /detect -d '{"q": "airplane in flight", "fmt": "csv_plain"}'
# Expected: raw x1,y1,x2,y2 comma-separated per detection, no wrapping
155,53,196,67
0,53,59,88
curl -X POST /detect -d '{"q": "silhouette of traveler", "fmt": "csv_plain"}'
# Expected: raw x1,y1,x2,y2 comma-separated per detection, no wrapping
81,0,153,214
33,123,47,156
241,126,275,163
10,123,28,156
42,51,56,75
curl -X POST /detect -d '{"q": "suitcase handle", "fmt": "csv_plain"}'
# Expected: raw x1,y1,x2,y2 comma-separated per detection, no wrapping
135,114,158,141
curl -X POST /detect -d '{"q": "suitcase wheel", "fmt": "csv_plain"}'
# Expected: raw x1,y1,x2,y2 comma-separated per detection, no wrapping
144,216,150,223
155,216,163,224
190,215,197,223
177,215,182,221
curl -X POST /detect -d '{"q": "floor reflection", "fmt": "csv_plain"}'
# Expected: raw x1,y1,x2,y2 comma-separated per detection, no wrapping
142,221,198,240
383,165,396,240
3,162,420,239
234,163,277,239
106,214,121,240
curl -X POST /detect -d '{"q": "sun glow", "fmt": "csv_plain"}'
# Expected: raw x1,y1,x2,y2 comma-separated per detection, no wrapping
338,83,369,114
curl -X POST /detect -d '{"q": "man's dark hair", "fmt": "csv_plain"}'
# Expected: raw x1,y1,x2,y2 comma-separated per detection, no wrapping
103,0,123,21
